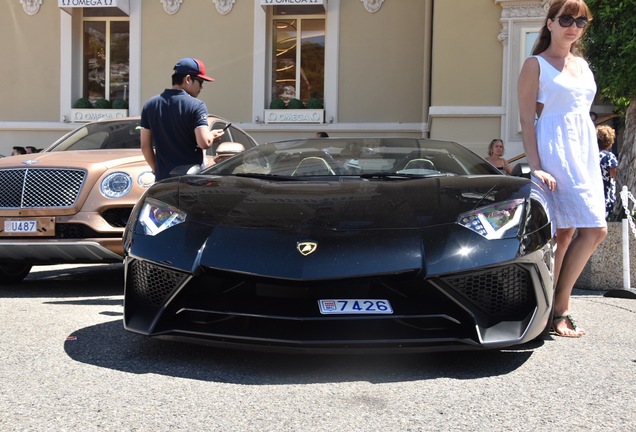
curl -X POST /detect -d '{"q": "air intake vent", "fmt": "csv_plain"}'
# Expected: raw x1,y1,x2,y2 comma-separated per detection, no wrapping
441,266,533,317
128,260,188,306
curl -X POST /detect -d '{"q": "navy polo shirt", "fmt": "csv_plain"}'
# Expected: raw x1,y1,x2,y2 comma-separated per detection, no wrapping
141,89,209,181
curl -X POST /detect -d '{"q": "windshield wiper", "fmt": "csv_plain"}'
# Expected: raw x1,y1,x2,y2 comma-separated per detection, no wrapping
233,173,300,181
359,173,414,180
359,172,455,180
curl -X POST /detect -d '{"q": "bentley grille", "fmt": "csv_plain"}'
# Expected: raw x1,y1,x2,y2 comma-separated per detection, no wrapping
0,168,86,208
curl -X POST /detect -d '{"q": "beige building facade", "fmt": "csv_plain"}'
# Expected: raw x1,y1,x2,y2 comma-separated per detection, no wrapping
0,0,608,159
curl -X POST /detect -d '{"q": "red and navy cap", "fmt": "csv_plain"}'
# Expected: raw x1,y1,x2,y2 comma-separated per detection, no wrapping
173,58,215,82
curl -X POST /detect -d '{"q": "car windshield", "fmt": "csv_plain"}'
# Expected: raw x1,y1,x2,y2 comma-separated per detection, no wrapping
48,120,142,152
205,137,500,178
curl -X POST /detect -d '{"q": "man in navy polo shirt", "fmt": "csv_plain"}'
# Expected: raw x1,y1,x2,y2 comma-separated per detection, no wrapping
140,57,225,181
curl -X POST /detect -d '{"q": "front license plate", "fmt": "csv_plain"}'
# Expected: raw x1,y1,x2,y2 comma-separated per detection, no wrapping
1,217,55,237
5,220,37,233
318,299,393,315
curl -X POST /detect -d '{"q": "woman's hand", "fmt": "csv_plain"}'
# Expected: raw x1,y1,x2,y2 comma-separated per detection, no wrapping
532,169,556,191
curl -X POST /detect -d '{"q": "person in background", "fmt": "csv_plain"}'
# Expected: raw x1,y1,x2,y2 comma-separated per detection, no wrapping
597,125,618,219
25,146,37,154
140,57,225,181
315,132,329,138
589,111,598,124
518,0,606,337
484,139,512,175
11,146,26,156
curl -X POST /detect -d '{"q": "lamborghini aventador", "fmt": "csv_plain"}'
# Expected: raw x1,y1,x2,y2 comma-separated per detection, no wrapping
123,137,554,353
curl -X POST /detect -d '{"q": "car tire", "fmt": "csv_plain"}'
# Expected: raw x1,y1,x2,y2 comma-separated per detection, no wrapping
0,263,33,284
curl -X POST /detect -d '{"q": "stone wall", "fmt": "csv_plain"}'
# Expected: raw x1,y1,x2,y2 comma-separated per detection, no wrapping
576,221,636,290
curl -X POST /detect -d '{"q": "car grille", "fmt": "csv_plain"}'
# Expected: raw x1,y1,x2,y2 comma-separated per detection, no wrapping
0,168,86,208
128,260,189,306
440,266,533,317
125,259,542,349
101,208,133,228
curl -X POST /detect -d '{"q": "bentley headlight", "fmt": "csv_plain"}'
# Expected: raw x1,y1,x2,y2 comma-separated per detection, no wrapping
100,172,133,198
137,171,155,188
458,199,524,239
138,197,187,236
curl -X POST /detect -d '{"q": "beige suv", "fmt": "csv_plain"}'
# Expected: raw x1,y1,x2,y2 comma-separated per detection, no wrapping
0,116,256,283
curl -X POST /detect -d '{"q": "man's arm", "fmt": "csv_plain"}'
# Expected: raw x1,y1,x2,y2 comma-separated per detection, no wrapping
140,128,156,173
195,126,225,150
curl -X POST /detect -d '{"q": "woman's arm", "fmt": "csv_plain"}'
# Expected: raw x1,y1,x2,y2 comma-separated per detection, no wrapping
518,56,556,190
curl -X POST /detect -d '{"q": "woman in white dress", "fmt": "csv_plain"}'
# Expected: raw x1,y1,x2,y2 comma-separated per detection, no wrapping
518,0,607,337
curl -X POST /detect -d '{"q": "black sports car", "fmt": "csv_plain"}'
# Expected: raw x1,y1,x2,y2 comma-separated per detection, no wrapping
123,137,554,353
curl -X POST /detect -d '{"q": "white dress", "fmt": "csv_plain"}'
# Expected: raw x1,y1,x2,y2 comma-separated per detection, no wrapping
534,55,606,229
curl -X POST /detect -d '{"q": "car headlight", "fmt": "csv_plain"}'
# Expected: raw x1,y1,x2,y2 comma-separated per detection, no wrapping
137,171,155,188
100,172,133,198
138,197,187,236
458,199,524,239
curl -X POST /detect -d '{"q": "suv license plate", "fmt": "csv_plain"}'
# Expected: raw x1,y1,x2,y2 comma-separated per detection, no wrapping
5,220,38,233
1,217,55,237
318,299,393,315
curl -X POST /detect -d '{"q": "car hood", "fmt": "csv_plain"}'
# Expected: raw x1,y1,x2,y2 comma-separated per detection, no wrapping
173,175,530,230
0,150,147,170
130,175,534,279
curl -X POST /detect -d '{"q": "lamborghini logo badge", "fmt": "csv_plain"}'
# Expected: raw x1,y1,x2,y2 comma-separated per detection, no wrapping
297,242,318,256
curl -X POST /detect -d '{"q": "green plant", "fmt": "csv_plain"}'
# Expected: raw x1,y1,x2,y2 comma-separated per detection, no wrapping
111,99,128,109
94,98,111,109
306,97,323,109
269,98,286,109
287,98,304,109
74,98,92,109
585,0,636,221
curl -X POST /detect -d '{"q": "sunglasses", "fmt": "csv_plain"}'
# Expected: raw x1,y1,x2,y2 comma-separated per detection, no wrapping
191,76,204,86
555,15,589,29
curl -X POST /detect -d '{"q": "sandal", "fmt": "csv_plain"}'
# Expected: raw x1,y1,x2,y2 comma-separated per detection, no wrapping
552,314,585,338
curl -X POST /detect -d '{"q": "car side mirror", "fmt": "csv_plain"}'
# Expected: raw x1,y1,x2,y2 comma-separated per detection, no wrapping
511,163,531,179
169,164,202,177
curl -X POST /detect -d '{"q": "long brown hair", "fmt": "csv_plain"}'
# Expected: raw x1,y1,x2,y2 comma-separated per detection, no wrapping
532,0,593,56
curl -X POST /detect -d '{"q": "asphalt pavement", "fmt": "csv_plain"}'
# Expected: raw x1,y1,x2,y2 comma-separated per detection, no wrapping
0,263,634,431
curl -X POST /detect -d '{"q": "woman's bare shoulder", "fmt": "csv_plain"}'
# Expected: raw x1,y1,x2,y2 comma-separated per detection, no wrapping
521,56,540,70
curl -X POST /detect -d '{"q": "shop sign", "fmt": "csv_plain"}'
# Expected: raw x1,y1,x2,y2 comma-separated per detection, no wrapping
69,109,128,123
264,109,324,124
260,0,325,5
58,0,129,14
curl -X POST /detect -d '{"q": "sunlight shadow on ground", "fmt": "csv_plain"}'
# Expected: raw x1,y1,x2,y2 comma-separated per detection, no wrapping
65,319,536,385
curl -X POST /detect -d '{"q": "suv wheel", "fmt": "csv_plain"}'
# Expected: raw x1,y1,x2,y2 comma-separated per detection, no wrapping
0,263,33,284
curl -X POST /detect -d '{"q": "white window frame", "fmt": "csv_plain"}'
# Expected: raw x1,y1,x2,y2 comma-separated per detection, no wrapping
252,0,340,125
60,1,141,121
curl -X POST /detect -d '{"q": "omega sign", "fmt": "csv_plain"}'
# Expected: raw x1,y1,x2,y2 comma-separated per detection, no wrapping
260,0,325,5
58,0,119,6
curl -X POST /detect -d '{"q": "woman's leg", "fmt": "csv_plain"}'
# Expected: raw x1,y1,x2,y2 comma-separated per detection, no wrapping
553,226,607,336
553,228,576,288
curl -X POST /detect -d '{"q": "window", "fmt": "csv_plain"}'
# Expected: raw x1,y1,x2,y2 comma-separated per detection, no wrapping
271,7,325,108
82,8,129,104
